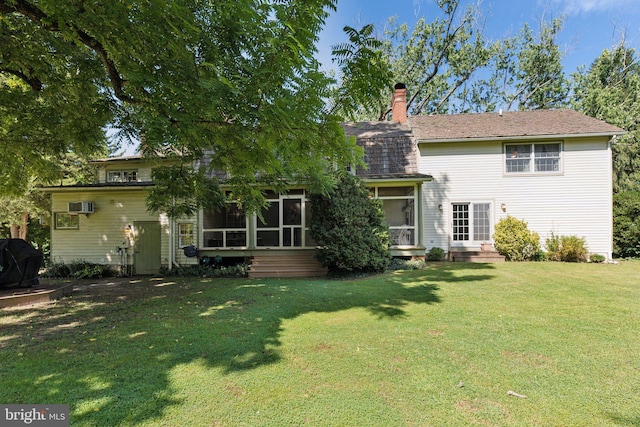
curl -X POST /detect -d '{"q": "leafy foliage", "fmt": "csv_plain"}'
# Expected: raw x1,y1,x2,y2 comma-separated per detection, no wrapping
426,247,446,261
387,257,428,271
493,216,540,261
572,44,640,193
1,0,375,215
470,17,569,112
310,172,390,273
376,0,497,118
545,233,589,263
330,24,393,121
160,263,249,278
41,260,114,279
147,165,226,218
613,191,640,258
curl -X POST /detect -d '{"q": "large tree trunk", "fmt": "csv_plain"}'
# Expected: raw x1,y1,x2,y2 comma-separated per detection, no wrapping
19,213,28,240
9,213,29,240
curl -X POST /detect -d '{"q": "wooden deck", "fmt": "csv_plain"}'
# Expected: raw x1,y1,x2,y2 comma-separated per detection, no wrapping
249,252,328,278
449,249,505,263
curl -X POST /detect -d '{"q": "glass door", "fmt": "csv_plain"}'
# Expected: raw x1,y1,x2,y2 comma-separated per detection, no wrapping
451,202,491,246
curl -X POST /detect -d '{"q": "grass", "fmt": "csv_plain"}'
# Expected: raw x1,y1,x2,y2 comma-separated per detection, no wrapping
1,261,639,426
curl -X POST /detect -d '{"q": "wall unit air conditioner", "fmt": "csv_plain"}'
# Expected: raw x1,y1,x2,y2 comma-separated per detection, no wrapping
68,201,95,214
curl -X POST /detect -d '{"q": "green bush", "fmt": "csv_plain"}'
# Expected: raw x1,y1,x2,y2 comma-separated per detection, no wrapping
590,254,606,263
613,191,640,258
545,233,588,262
310,172,390,273
41,259,114,279
160,263,249,278
426,247,445,261
492,216,540,261
387,258,428,271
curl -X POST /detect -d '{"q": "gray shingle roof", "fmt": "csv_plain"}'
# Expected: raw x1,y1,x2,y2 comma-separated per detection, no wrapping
342,122,419,178
407,109,625,142
343,109,624,178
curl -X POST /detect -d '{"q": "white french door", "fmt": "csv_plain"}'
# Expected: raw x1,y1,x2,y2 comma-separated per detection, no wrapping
451,202,491,246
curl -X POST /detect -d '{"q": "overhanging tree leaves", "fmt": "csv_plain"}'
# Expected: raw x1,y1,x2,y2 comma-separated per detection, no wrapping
1,0,379,214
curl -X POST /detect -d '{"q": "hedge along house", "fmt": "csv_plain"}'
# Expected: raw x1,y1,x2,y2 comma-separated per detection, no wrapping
44,84,623,275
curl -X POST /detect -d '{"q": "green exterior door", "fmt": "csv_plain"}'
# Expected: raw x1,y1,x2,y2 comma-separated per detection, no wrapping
134,221,161,275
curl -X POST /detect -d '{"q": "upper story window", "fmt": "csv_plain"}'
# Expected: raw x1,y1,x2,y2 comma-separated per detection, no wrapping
107,170,139,182
505,143,561,174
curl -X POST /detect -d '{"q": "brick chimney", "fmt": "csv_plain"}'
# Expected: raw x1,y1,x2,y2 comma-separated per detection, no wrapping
391,83,407,123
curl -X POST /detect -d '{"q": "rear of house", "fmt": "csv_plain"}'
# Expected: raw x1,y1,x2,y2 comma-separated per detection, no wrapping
411,109,623,259
43,85,624,274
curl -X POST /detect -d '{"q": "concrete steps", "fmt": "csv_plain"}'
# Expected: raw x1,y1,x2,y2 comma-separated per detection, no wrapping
249,252,328,278
449,250,505,263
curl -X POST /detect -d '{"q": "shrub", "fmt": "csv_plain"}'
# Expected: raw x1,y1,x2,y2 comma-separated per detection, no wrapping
590,254,606,263
41,259,114,279
545,233,588,262
613,191,640,258
426,247,445,261
161,263,249,278
310,172,391,273
492,216,540,261
387,258,428,271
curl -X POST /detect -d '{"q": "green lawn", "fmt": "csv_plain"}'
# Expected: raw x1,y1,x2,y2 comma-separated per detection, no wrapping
1,261,639,426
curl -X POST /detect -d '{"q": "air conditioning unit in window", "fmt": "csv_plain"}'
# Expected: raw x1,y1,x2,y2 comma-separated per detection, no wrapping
68,201,95,214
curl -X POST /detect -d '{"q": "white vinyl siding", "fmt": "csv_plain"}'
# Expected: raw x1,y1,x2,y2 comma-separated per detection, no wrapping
49,189,169,267
419,137,613,257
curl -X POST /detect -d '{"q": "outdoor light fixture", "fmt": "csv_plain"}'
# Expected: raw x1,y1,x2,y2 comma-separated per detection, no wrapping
501,203,506,212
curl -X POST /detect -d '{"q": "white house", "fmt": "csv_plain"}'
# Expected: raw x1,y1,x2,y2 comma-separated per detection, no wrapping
43,85,624,275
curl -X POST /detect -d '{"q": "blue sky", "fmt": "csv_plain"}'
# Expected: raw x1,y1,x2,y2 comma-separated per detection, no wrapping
317,0,640,75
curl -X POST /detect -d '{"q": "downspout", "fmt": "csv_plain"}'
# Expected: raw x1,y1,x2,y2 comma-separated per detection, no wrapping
169,215,174,271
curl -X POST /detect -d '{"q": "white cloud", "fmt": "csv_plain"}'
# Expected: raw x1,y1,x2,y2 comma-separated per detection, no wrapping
551,0,633,14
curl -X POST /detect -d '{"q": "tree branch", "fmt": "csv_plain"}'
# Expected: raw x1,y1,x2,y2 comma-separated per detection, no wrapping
0,68,43,90
1,0,136,104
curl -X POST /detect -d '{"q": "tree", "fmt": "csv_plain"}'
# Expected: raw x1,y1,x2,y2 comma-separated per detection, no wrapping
1,0,385,215
329,24,393,121
613,191,640,258
375,0,497,118
309,172,390,273
571,43,640,193
470,16,569,112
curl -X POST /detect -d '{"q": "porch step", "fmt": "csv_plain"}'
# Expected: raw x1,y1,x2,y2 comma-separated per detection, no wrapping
249,252,328,278
449,250,505,263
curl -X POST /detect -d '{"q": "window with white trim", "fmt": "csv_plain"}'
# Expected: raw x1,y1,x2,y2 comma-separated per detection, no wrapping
178,223,195,247
505,143,561,174
107,170,139,182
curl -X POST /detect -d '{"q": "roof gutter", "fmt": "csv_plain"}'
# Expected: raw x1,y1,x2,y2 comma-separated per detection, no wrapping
360,175,433,184
417,131,626,145
40,184,154,193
